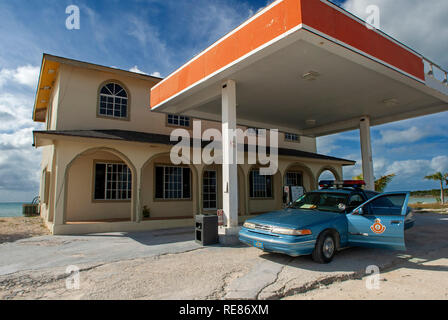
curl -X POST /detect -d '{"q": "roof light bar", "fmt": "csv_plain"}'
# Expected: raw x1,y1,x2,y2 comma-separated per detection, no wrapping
319,180,366,189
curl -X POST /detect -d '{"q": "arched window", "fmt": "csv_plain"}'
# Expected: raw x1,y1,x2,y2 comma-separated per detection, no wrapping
98,82,129,119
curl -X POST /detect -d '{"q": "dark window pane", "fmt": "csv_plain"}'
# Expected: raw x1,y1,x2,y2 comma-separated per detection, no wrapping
106,83,114,93
94,164,106,200
100,87,109,94
183,168,191,199
155,167,164,199
121,105,127,118
266,176,273,198
249,171,254,198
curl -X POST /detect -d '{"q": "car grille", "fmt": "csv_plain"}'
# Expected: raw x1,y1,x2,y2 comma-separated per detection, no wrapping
254,224,273,232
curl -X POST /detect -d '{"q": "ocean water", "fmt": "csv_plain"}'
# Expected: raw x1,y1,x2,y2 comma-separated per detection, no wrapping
0,203,25,217
0,197,438,218
409,197,437,204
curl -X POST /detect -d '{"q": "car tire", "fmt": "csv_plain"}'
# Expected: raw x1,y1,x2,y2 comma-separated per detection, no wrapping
312,231,336,264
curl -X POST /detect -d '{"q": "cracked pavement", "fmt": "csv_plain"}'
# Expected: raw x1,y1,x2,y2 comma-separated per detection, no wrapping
0,213,447,300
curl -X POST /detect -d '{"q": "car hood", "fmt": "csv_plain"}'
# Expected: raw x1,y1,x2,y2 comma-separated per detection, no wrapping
248,209,340,229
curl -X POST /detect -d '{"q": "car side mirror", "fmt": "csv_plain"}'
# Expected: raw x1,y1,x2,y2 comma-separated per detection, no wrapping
353,207,364,215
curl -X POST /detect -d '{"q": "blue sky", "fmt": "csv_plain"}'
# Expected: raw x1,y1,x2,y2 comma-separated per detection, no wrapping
0,0,447,201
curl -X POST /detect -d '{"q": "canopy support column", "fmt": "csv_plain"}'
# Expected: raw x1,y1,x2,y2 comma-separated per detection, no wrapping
219,80,240,244
360,116,375,191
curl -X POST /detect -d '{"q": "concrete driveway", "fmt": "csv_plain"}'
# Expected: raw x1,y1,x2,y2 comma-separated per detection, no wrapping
0,212,447,300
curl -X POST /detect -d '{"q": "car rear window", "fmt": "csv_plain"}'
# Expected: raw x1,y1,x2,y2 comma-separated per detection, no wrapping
364,191,379,199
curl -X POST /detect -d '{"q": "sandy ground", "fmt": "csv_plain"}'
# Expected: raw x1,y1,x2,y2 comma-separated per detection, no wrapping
0,212,447,300
2,245,447,300
286,247,448,300
0,217,50,244
0,246,261,300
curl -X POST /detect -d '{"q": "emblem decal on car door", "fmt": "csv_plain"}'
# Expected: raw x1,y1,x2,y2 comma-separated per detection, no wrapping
370,219,386,234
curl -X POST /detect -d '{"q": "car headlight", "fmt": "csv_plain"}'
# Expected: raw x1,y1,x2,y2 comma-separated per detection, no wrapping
271,227,312,236
243,222,256,229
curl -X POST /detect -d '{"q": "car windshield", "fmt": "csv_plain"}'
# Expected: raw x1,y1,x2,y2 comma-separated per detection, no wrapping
291,192,348,213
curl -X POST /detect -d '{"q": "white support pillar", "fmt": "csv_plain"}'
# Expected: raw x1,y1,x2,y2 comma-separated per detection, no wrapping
220,80,239,244
359,116,375,191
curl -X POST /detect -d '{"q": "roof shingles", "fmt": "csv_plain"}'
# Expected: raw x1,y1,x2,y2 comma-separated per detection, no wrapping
33,129,355,164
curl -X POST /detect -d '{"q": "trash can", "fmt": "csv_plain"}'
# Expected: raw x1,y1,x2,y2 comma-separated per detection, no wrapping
195,215,219,246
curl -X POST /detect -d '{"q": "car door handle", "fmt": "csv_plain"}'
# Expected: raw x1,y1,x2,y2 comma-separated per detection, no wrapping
391,221,402,225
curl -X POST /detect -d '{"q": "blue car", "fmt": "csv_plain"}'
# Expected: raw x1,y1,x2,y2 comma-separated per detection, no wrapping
239,181,415,263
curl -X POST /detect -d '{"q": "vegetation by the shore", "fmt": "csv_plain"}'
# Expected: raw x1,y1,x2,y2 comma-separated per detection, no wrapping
410,189,448,197
0,217,50,244
409,203,448,210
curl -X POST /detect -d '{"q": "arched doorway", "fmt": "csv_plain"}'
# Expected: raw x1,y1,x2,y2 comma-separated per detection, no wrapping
140,153,199,220
283,162,316,192
65,147,137,223
317,167,342,185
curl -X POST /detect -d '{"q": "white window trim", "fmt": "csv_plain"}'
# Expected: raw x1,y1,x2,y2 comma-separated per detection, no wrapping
99,83,129,120
95,162,132,201
156,165,191,200
250,170,272,198
285,132,300,143
167,114,191,128
285,171,303,186
203,170,218,210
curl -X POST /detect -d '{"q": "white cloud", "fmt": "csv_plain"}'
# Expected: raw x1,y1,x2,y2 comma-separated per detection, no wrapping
129,66,148,75
129,67,162,78
12,65,40,87
342,0,448,67
384,156,448,177
430,156,448,173
317,135,340,154
385,159,431,176
0,127,34,150
0,68,13,87
341,155,448,186
377,126,429,144
0,148,41,192
0,65,39,89
0,93,36,131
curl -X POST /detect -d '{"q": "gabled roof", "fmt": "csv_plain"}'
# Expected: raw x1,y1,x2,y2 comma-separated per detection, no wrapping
32,54,163,122
33,129,356,165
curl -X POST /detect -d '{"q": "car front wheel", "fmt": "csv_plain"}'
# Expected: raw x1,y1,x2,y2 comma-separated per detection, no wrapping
312,231,336,264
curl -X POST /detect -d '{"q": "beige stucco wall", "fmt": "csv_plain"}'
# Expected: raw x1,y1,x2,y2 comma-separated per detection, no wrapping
66,151,132,221
36,135,348,234
247,170,283,214
141,154,198,219
50,64,317,153
38,145,55,222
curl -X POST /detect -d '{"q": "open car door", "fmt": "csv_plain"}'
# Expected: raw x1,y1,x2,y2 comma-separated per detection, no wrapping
347,192,410,250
